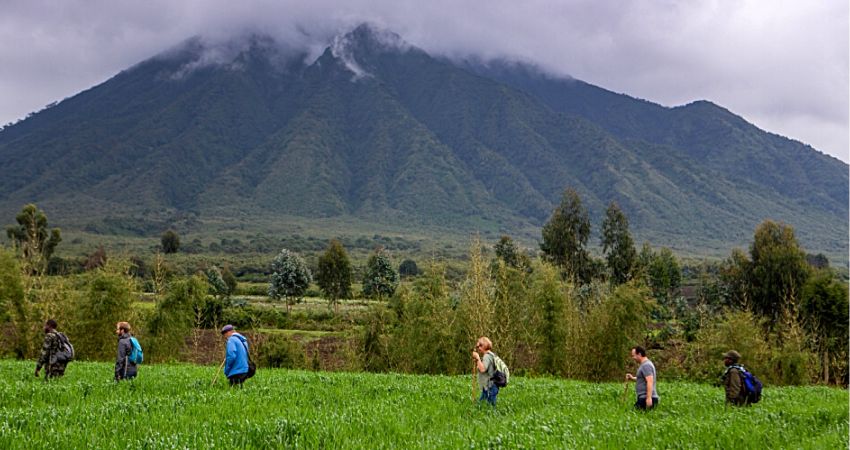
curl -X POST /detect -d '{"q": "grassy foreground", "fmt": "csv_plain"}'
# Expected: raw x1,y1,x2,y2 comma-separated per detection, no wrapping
0,360,846,449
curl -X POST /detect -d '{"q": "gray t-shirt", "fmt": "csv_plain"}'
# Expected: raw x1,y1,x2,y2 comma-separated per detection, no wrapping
477,352,495,390
635,359,658,399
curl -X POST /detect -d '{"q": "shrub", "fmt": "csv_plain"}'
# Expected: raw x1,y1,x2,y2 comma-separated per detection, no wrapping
255,334,305,369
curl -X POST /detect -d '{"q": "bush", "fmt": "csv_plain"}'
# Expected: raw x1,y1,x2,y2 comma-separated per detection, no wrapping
70,262,135,360
146,275,208,362
255,334,305,369
685,310,772,384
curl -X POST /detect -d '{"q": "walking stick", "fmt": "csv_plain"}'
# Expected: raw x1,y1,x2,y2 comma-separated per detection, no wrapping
621,379,629,405
211,358,226,387
472,361,477,404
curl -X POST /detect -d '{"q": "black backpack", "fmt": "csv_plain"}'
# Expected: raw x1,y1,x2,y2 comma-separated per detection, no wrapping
53,332,75,364
240,338,256,379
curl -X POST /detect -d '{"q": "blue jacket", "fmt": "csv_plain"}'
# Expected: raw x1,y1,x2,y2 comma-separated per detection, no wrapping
224,333,249,377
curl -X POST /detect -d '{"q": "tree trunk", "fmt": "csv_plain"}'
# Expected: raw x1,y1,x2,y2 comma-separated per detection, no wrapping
823,348,830,384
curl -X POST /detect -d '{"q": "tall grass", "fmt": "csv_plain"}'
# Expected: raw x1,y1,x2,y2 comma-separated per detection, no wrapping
0,360,844,448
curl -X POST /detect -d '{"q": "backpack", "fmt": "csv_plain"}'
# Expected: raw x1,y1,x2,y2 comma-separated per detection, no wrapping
732,365,763,404
53,332,74,364
128,337,144,365
239,337,256,379
488,352,510,388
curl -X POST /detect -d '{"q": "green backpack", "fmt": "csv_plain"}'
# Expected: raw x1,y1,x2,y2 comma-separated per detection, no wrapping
489,352,510,387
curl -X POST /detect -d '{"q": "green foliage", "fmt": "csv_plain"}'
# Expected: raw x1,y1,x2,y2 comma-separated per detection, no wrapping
540,188,592,284
600,202,636,285
398,259,420,278
748,220,810,329
160,230,180,254
69,262,135,360
494,235,529,270
5,204,61,272
316,240,352,311
579,283,653,381
800,270,849,384
361,305,395,372
389,265,463,374
0,248,28,357
644,247,681,319
204,266,229,298
686,310,772,383
718,248,751,310
255,334,305,369
361,249,398,300
0,360,845,448
529,264,568,376
220,265,238,295
268,249,312,313
146,275,209,361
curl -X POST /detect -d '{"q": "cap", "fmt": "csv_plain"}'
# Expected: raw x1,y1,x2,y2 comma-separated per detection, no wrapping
220,324,235,335
723,350,741,362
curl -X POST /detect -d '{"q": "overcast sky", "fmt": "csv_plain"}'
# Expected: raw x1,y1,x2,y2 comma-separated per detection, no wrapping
1,0,847,162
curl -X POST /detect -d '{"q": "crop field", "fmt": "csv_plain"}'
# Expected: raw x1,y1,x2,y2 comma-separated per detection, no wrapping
0,360,846,449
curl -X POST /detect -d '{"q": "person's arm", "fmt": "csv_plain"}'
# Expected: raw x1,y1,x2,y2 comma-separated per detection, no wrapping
35,334,53,376
472,352,486,373
115,339,130,379
625,373,635,381
645,375,654,406
725,369,741,402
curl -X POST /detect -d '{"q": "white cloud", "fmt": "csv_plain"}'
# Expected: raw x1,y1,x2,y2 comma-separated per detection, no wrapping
0,0,846,162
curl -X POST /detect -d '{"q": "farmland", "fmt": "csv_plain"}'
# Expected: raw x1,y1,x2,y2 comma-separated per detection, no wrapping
0,360,845,449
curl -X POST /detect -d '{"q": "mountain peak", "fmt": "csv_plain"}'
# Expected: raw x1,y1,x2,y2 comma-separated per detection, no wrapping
326,23,417,78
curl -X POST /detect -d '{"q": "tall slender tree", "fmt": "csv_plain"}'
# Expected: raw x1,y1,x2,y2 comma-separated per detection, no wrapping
600,202,636,285
362,248,398,300
540,188,591,283
748,220,810,330
316,239,353,313
5,204,61,272
269,249,312,313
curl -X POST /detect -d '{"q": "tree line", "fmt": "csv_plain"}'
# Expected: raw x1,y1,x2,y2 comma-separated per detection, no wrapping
1,198,847,385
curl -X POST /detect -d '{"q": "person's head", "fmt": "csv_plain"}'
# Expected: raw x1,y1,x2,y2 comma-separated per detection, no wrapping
44,319,57,333
723,350,741,366
221,324,235,339
475,337,492,353
116,321,131,336
630,345,647,363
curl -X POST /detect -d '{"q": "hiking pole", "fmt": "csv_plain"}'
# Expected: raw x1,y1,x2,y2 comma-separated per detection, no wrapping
621,361,630,406
621,379,629,405
211,358,225,387
472,361,476,404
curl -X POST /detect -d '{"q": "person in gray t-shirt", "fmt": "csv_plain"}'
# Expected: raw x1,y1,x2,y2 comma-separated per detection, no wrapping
625,345,658,410
472,336,498,407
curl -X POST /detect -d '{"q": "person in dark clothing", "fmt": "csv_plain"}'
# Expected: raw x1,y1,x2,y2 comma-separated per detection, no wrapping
35,319,67,380
115,321,137,381
723,350,747,406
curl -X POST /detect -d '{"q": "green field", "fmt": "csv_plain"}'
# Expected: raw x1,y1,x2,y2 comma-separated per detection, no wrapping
0,361,845,448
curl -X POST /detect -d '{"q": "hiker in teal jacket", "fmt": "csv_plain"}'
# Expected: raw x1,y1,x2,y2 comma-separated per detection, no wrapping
221,324,250,386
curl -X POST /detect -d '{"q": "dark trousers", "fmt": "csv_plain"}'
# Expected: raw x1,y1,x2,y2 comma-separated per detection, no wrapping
635,397,659,410
228,372,249,387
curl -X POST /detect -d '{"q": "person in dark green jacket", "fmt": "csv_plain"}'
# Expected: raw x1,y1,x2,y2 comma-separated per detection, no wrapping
723,350,747,406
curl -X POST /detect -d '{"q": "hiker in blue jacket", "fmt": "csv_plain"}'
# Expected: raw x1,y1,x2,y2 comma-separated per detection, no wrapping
115,321,137,381
221,324,250,387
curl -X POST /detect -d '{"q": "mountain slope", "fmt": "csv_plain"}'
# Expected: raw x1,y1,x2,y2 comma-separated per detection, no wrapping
0,25,846,258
